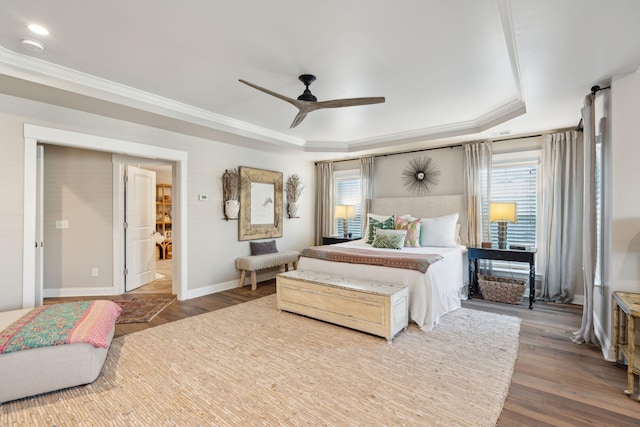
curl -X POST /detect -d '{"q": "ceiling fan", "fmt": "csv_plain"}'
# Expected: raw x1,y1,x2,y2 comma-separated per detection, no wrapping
239,74,385,128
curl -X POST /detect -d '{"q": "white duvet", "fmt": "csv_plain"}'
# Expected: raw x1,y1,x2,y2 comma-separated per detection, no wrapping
297,240,466,331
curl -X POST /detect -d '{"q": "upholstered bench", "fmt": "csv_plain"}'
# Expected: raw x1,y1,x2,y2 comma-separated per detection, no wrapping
0,300,120,403
236,250,299,290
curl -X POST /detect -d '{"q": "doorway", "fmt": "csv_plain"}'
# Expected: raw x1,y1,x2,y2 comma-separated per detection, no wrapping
23,124,188,308
126,163,173,295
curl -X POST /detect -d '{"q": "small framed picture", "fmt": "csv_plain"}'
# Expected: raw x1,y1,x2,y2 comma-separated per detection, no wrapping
166,231,173,238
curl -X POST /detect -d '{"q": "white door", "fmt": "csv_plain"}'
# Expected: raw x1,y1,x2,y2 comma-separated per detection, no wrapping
125,165,156,291
35,145,44,306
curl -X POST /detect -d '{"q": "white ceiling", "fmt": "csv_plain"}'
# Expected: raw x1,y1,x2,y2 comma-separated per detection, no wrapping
1,0,639,160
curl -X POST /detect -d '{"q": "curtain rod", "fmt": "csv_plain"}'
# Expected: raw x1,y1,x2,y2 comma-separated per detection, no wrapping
317,131,559,165
576,85,610,131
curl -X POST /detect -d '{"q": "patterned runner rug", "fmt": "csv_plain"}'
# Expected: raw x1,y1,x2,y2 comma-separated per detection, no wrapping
112,296,176,324
1,295,520,426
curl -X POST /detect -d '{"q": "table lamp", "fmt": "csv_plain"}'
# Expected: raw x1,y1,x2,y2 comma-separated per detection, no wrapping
335,204,356,237
490,202,517,249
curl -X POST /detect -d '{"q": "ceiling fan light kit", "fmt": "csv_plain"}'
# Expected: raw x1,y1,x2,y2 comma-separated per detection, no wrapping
239,74,385,128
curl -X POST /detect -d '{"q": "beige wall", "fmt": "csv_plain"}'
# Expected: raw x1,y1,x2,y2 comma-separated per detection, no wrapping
610,70,640,293
373,146,464,198
0,111,28,310
0,94,315,311
43,146,114,291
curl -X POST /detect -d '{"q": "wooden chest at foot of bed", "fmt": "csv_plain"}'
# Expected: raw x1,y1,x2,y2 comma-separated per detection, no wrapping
276,270,409,342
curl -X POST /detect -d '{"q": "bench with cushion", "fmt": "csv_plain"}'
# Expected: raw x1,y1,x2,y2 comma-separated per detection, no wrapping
0,300,120,403
236,250,299,290
236,239,299,291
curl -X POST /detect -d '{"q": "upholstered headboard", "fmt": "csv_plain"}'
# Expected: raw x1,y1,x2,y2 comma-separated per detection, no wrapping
371,195,467,245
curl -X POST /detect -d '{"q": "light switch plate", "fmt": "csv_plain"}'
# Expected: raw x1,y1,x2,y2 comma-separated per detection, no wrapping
55,220,69,229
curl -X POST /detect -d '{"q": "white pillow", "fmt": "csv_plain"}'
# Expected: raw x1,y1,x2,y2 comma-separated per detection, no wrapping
420,213,460,247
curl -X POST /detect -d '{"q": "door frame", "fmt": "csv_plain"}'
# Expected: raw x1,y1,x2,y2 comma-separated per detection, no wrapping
23,124,189,307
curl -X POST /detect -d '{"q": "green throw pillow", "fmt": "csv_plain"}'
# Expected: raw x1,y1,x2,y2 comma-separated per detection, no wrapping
372,229,407,249
366,216,395,244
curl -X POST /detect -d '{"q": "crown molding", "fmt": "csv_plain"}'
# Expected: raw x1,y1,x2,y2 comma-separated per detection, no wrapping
0,45,305,148
326,99,526,153
0,36,526,154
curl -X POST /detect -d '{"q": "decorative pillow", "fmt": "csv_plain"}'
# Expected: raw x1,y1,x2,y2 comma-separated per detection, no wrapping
420,213,460,247
250,240,278,256
372,229,407,250
366,215,395,244
365,214,393,240
395,216,422,248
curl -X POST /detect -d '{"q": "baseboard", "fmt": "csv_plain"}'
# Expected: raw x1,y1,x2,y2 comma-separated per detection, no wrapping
185,270,281,300
594,311,616,362
185,279,238,299
572,294,584,306
43,287,116,298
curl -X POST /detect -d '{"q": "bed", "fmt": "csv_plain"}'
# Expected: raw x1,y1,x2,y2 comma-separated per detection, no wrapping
0,301,120,403
297,195,467,331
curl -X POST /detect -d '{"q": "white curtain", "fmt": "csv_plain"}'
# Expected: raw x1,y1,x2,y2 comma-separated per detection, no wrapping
314,162,334,245
573,94,599,346
539,131,581,303
463,141,492,246
360,157,375,238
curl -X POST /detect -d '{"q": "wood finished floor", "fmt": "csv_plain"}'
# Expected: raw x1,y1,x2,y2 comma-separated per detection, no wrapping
45,281,640,426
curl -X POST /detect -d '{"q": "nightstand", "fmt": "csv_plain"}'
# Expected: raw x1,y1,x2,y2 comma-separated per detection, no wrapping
322,236,361,245
468,246,536,309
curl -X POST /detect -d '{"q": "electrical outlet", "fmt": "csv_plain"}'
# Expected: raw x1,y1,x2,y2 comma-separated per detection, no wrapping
92,268,99,277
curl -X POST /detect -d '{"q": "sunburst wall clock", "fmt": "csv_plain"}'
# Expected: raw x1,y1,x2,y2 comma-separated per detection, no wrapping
401,156,441,195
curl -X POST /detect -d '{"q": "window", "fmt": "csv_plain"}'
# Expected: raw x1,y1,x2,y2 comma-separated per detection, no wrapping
334,169,362,237
595,136,603,286
488,151,539,272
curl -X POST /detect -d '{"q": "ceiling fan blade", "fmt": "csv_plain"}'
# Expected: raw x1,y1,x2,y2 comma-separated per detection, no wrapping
316,97,385,109
290,109,310,128
239,79,300,108
241,75,385,128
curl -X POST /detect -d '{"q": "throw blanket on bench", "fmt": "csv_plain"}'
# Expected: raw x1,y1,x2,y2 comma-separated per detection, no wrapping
300,246,442,273
0,300,121,354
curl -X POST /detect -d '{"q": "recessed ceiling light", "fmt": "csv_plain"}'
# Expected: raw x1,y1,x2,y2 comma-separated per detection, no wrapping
21,38,45,52
28,24,49,36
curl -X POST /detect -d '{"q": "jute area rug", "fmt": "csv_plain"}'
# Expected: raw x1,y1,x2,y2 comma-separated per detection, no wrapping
1,295,520,426
113,296,176,324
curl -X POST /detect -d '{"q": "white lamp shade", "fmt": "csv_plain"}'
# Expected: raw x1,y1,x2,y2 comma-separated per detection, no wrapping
490,202,517,223
335,204,356,219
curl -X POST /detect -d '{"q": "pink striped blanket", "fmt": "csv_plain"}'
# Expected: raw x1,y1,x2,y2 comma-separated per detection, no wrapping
300,245,442,273
0,300,121,354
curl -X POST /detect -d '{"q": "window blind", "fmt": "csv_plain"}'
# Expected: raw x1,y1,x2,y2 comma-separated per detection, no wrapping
335,171,362,237
489,163,538,248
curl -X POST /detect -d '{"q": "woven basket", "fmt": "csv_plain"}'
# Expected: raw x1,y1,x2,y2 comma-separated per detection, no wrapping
478,274,526,304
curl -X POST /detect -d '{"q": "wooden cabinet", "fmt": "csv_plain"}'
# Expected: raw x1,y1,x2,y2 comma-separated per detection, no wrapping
613,291,640,400
276,270,408,342
156,184,172,237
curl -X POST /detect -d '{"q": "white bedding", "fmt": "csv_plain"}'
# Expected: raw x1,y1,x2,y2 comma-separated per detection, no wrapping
297,240,466,331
